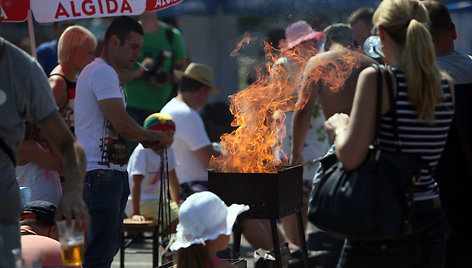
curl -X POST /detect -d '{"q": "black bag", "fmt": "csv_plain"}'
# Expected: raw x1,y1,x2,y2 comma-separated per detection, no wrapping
307,64,422,241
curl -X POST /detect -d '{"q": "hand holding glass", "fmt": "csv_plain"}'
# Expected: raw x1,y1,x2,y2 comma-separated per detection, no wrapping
56,220,85,266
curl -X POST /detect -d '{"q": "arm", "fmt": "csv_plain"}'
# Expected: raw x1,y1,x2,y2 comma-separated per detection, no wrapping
324,67,379,170
39,112,90,231
98,98,173,148
194,145,220,167
290,61,319,166
130,174,146,221
169,169,179,204
49,75,68,109
17,140,63,173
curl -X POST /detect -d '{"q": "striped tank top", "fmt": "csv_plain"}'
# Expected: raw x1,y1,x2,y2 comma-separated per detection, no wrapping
378,66,454,201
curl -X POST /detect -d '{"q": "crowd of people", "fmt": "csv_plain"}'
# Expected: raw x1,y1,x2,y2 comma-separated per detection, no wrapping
1,0,471,267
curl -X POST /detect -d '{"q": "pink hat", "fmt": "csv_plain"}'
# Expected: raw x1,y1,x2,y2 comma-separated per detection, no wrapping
284,20,324,51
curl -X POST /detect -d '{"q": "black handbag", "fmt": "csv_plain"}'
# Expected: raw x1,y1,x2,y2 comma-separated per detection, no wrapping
307,64,423,241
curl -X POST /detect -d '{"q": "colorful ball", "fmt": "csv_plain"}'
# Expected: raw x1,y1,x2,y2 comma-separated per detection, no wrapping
143,113,176,131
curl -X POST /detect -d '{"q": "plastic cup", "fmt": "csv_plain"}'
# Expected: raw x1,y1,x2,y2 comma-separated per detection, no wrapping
56,220,85,266
11,248,42,268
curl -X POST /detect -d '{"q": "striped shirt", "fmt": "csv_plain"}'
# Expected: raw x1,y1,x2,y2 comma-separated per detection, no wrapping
378,66,454,201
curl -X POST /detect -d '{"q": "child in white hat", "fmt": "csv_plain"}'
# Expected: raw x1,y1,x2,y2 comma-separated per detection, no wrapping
170,191,249,268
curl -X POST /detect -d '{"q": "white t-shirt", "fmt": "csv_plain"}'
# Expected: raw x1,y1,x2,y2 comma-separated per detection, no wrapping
75,58,127,172
276,109,329,181
125,144,177,216
160,98,211,183
16,152,62,207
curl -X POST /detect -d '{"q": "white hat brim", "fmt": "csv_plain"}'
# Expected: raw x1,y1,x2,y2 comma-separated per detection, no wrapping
170,203,249,251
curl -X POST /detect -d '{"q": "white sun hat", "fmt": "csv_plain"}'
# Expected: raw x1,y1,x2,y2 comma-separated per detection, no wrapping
170,191,249,251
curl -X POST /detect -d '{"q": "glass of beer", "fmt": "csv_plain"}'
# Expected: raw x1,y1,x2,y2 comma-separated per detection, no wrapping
56,220,84,266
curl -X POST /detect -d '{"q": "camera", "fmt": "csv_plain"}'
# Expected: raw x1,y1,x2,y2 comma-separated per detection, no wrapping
142,49,172,84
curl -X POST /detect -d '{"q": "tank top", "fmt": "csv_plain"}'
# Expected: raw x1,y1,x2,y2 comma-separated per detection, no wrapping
49,73,76,132
378,66,454,201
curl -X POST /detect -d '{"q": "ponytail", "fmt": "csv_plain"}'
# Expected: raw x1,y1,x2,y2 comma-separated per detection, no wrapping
401,18,442,121
373,0,444,121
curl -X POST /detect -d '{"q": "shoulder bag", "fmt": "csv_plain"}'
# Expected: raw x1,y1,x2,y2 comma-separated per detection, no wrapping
306,64,422,241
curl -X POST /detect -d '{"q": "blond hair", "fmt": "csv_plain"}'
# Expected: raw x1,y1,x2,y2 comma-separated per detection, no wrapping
57,25,97,64
373,0,442,121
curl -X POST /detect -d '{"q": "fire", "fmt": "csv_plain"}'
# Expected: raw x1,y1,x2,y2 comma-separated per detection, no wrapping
230,32,256,57
210,37,361,173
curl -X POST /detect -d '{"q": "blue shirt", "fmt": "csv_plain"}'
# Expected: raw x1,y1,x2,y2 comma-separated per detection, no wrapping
36,40,58,75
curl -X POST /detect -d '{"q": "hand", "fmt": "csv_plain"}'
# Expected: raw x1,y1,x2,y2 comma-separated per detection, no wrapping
324,113,349,141
290,153,304,166
131,214,147,221
142,130,174,150
141,57,154,70
55,189,90,232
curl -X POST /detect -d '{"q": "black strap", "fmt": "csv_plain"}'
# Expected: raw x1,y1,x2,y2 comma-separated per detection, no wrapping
372,64,383,149
379,65,402,152
0,137,15,165
49,73,72,110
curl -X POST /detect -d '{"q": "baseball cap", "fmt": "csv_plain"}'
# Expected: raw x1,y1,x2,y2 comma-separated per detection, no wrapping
21,200,57,226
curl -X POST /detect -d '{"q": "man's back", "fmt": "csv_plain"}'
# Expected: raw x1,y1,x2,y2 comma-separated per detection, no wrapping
21,235,82,268
303,47,376,118
160,98,210,184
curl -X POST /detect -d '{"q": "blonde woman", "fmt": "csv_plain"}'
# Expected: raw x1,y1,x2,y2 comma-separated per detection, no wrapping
49,25,97,132
323,0,454,266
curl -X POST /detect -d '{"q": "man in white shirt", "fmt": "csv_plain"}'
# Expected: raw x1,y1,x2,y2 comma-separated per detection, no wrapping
161,63,219,201
75,16,172,268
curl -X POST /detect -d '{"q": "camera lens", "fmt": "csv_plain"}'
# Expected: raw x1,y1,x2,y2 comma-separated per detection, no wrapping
154,68,169,84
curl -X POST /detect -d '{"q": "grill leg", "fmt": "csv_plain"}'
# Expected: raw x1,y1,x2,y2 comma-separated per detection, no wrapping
153,226,159,267
296,210,309,268
270,219,282,268
232,219,242,256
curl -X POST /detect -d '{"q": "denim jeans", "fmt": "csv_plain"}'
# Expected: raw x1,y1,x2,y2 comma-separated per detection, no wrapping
82,169,130,268
336,202,450,268
0,218,20,268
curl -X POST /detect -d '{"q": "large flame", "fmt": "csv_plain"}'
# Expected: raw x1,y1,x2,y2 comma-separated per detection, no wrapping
210,36,361,173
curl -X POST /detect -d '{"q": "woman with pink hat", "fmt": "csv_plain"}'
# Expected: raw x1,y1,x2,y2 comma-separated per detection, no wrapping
170,191,249,268
273,20,329,248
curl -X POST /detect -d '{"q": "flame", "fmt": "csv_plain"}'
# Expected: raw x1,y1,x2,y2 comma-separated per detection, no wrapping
230,32,257,57
211,38,361,173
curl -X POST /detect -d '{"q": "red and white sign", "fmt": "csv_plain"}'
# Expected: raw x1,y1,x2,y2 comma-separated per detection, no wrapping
1,0,184,23
1,0,30,22
32,0,146,23
146,0,183,11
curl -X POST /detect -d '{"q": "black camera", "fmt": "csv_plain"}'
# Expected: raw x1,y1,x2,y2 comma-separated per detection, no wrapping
142,49,172,84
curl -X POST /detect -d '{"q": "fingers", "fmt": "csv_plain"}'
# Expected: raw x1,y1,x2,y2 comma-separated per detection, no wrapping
131,215,147,221
55,196,90,232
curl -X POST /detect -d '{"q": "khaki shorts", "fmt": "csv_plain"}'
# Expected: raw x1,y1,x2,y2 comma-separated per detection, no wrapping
140,200,179,228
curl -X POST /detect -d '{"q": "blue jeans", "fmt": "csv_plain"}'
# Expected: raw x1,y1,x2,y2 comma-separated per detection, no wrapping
336,201,450,268
82,170,130,268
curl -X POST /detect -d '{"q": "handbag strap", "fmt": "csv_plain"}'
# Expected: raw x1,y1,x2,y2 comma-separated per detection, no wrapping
372,64,402,153
379,65,402,153
372,64,383,150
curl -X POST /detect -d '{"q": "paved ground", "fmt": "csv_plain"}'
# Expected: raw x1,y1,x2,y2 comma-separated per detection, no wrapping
111,223,321,268
111,233,255,268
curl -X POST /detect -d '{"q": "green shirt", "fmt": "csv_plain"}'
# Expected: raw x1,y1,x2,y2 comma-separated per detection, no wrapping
124,23,187,111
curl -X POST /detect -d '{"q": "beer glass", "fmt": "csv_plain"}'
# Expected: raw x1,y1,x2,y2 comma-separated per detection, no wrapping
56,220,84,266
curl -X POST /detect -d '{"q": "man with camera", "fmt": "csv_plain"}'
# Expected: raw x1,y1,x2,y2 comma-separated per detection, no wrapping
121,12,188,158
